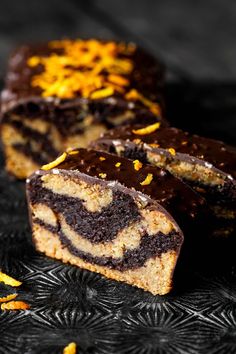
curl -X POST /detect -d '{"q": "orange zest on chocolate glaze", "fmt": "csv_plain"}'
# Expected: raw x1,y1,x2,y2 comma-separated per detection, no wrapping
115,162,121,167
168,148,176,156
41,152,67,170
125,89,161,116
68,150,79,155
66,147,79,155
27,39,134,99
149,143,160,148
99,173,107,179
132,122,161,135
140,173,153,186
0,294,18,303
132,138,142,144
27,39,160,115
133,160,143,171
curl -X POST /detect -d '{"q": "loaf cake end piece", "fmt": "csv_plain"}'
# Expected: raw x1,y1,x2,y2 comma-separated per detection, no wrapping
26,148,190,295
1,38,166,179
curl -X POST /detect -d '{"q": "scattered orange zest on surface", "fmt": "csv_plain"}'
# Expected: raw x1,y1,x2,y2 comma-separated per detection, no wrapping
41,152,67,170
181,141,188,145
63,342,77,354
168,148,176,156
132,122,160,135
0,272,22,287
0,294,18,303
115,162,121,167
140,173,153,186
99,157,106,161
27,39,134,100
133,160,143,171
99,173,107,179
1,301,30,311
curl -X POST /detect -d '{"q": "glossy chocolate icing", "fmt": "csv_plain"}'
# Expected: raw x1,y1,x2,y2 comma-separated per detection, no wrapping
34,148,205,230
94,125,236,179
1,40,166,129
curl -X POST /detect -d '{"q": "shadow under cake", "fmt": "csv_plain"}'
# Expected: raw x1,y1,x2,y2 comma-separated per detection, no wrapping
0,38,166,179
26,148,204,295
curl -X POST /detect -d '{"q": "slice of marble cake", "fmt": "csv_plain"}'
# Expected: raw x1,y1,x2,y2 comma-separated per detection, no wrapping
92,124,236,229
26,149,204,295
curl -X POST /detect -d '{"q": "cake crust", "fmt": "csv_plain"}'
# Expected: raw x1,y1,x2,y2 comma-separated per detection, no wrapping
25,148,209,295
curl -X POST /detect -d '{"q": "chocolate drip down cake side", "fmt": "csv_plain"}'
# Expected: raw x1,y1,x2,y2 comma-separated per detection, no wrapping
92,124,236,234
26,149,205,295
0,38,166,179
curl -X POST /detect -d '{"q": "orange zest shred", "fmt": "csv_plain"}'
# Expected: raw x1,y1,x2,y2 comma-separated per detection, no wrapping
132,122,160,135
1,301,30,311
168,148,176,156
140,173,153,186
0,294,18,303
125,89,161,116
41,152,67,170
99,173,107,179
63,342,77,354
27,39,134,100
133,160,143,171
27,39,160,114
66,148,79,155
181,141,188,145
90,87,114,100
108,74,129,86
99,157,106,161
115,162,121,167
27,56,41,67
149,103,161,116
68,151,79,155
0,271,22,287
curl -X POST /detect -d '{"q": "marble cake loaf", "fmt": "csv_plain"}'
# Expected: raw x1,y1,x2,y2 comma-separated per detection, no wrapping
0,38,166,179
92,124,236,228
26,149,204,295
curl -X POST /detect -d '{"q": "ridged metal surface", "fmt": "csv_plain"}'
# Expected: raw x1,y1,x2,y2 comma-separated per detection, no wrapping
0,150,236,354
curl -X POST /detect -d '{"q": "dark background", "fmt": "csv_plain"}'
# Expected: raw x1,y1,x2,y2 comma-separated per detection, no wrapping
0,0,236,144
0,2,236,353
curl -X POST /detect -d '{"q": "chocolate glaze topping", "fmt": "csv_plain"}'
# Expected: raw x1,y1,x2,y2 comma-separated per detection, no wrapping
1,40,166,128
32,148,205,230
94,125,236,179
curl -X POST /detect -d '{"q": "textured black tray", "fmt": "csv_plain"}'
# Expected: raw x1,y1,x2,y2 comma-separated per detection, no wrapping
1,84,236,353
